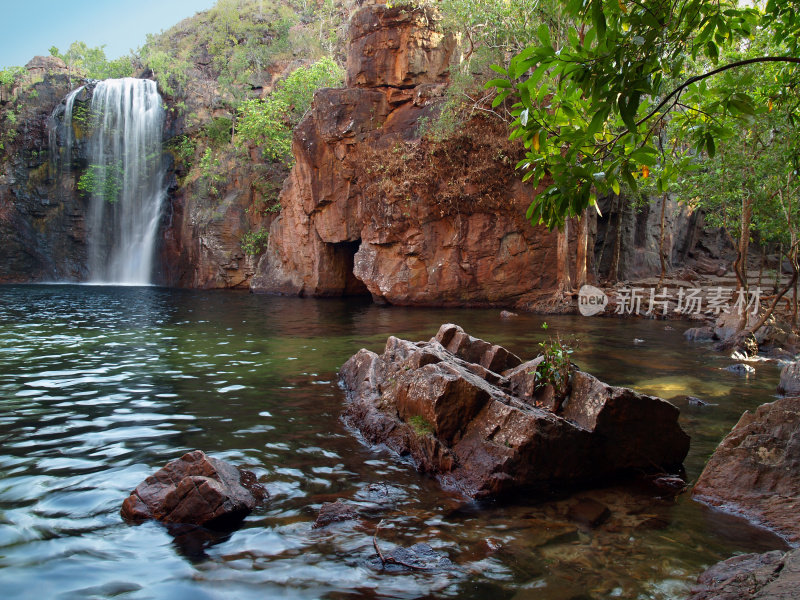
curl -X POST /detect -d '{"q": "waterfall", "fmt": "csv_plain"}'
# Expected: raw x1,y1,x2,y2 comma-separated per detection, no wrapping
48,85,84,171
86,78,166,285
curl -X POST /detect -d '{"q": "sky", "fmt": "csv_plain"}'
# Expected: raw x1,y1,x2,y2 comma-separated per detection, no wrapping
0,0,219,69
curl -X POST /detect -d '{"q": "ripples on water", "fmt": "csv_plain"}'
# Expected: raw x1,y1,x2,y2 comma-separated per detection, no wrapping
0,285,789,599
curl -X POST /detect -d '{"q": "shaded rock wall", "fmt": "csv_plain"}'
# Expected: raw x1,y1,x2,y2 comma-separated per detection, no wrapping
0,58,88,282
252,2,576,307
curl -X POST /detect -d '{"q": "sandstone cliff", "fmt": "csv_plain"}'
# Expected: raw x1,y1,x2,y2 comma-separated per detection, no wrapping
252,2,577,307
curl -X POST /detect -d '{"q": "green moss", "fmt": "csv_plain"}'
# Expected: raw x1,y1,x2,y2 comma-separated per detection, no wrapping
408,415,434,437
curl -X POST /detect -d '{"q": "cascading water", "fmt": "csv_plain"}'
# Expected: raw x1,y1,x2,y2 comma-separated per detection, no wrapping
48,85,85,171
85,78,166,285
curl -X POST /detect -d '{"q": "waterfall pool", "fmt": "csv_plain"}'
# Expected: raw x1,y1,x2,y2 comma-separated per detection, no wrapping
0,284,788,599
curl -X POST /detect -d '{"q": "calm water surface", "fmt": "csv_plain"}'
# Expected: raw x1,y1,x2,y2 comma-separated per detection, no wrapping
0,285,789,599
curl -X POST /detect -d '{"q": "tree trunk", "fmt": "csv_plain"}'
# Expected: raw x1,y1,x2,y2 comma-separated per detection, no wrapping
609,196,625,283
557,219,572,294
576,211,588,288
597,194,617,279
736,196,753,330
658,192,668,288
758,244,765,288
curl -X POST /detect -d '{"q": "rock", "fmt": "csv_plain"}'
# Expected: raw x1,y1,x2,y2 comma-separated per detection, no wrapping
24,55,68,75
725,363,755,376
715,311,772,345
347,3,454,88
778,361,800,395
647,474,689,496
692,397,800,544
684,327,716,342
715,330,759,358
0,68,89,283
340,324,690,498
688,548,800,600
372,542,455,572
566,498,611,528
121,450,267,527
313,499,359,528
500,310,519,319
251,1,578,307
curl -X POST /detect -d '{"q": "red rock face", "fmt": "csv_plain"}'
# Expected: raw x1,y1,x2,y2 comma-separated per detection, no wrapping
692,396,800,545
340,324,690,498
251,3,579,307
121,450,267,527
346,4,454,89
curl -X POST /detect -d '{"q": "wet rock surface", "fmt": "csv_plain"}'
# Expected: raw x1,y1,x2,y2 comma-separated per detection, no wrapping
340,324,690,498
692,396,800,545
688,548,800,600
725,363,755,376
121,450,267,527
313,499,360,528
370,541,455,572
0,58,88,283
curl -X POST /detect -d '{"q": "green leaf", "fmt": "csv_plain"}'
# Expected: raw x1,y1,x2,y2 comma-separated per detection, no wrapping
592,0,607,40
706,134,716,158
587,106,609,136
537,23,552,48
485,78,511,89
706,40,719,63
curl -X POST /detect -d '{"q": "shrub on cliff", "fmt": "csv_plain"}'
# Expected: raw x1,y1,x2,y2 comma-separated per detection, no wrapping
235,57,344,162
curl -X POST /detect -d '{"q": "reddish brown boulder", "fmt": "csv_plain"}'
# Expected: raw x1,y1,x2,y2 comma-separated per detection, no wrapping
121,450,267,527
340,324,690,498
688,549,800,600
692,397,800,544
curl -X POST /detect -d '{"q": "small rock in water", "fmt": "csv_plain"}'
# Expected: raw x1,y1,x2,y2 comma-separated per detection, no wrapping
120,450,267,527
687,396,708,407
372,542,455,572
725,363,755,376
633,338,645,344
313,499,359,528
500,310,519,319
664,325,674,331
648,475,688,496
566,498,611,528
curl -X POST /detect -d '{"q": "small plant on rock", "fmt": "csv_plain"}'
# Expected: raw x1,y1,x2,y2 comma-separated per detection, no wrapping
534,323,576,406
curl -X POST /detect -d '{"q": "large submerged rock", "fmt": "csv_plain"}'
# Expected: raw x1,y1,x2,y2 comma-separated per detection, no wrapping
692,396,800,545
340,324,690,498
121,450,267,527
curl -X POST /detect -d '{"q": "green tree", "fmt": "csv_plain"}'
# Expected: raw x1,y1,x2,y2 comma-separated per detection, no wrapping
487,0,800,231
235,56,345,161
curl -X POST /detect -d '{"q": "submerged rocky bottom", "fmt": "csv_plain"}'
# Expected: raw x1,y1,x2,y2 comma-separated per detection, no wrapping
0,285,789,599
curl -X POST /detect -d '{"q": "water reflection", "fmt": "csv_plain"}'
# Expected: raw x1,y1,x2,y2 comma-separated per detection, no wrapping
0,284,788,599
